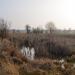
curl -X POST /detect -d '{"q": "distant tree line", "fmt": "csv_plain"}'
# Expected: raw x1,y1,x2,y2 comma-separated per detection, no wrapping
25,21,56,34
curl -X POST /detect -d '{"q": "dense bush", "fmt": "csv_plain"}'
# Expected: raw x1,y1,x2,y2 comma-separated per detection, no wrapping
8,31,73,59
17,33,72,59
47,41,72,59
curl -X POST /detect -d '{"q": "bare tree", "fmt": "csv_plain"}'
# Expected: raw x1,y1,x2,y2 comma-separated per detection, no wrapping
25,24,31,33
45,22,56,34
0,19,10,39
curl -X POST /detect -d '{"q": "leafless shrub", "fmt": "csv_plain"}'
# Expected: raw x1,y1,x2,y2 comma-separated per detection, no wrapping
0,19,10,39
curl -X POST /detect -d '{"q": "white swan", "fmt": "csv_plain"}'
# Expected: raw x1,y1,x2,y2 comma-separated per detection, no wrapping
21,46,35,60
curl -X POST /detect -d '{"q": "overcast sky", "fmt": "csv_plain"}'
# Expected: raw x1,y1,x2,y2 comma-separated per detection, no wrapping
0,0,75,29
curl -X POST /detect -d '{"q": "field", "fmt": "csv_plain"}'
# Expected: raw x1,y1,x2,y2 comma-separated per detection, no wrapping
0,30,75,75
